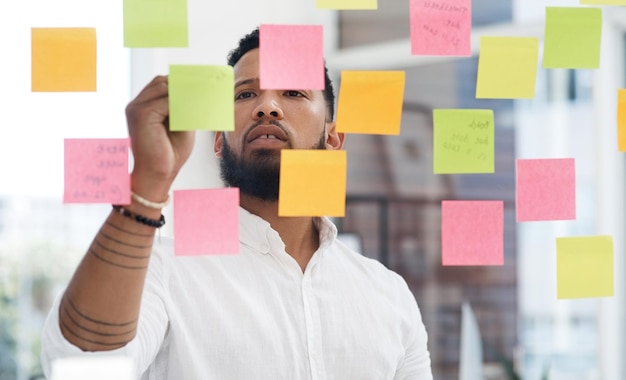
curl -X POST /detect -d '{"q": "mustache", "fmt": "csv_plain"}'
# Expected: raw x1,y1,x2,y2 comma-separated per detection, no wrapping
243,120,289,142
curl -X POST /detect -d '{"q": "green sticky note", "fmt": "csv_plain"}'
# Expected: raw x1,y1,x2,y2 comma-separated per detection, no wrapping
475,37,539,99
169,65,234,131
316,0,377,9
557,235,614,299
543,7,602,69
123,0,188,47
433,109,494,174
580,0,626,4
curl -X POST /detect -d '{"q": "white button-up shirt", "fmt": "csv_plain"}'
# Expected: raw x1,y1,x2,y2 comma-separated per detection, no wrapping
42,208,433,379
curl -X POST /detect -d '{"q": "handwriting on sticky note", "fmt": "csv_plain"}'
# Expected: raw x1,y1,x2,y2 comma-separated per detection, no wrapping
516,158,576,222
441,200,503,266
316,0,378,9
433,109,494,173
259,24,324,90
336,71,405,135
557,235,614,299
173,188,239,256
169,65,234,131
64,139,130,204
31,28,97,92
410,0,471,56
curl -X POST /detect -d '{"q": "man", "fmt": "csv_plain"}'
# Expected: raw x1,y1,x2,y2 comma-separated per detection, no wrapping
41,28,433,379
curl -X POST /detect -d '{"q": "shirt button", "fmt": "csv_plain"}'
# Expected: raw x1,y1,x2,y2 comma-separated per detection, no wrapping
259,243,270,253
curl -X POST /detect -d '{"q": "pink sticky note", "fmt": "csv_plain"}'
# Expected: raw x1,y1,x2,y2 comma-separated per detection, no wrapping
410,0,472,56
173,188,239,256
516,158,576,222
64,138,130,204
259,24,324,90
441,200,503,266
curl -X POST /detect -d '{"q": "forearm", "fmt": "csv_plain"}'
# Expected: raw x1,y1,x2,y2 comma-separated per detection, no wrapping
59,201,162,351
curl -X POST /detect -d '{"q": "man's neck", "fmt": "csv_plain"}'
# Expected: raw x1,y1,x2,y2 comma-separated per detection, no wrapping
241,194,320,272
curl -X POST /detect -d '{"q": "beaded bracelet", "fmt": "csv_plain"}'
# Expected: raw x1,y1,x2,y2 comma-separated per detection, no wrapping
112,205,166,228
131,191,170,209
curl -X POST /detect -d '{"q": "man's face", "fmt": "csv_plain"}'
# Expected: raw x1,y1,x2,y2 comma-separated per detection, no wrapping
215,48,343,200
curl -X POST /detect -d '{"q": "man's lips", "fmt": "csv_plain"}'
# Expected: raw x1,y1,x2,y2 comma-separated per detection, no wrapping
246,125,289,143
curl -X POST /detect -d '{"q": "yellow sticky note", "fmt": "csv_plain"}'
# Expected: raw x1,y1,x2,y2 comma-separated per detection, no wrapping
557,235,614,299
123,0,188,47
580,0,626,4
31,28,96,92
476,37,538,99
316,0,377,9
619,89,626,151
433,109,494,174
543,7,602,69
336,71,405,135
279,150,346,217
168,65,234,131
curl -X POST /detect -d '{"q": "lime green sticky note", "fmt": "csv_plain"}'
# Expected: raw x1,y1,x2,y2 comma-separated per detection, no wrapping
336,71,405,135
316,0,378,9
123,0,188,47
476,37,539,99
580,0,626,5
557,235,614,299
543,7,602,69
279,150,346,217
169,65,234,131
433,109,494,174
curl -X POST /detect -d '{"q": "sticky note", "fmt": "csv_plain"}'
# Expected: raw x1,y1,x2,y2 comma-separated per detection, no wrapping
557,235,614,299
173,188,239,256
441,200,503,266
31,28,96,92
64,138,130,204
169,65,234,131
580,1,626,6
316,0,377,9
259,24,324,90
433,109,494,174
410,0,472,56
123,0,188,47
51,356,135,380
336,71,405,135
516,158,576,222
618,89,626,151
476,37,539,99
279,150,346,217
543,7,602,69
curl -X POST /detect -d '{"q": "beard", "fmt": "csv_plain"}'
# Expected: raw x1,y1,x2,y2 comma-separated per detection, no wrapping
219,132,327,201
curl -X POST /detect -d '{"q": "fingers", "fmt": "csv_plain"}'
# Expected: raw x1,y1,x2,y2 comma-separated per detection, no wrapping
133,75,169,105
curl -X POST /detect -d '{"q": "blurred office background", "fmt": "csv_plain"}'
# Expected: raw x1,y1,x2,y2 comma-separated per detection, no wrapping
0,0,625,379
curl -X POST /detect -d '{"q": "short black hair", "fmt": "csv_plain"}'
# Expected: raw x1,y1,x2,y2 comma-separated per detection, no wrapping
227,27,336,120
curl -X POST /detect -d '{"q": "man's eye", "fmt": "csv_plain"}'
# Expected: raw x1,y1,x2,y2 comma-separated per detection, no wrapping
285,90,303,97
235,91,255,100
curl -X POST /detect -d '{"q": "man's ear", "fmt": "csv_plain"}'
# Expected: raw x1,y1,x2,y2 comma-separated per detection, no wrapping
214,132,224,157
325,121,345,150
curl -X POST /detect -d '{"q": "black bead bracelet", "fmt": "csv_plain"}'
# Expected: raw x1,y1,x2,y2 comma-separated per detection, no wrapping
112,205,166,228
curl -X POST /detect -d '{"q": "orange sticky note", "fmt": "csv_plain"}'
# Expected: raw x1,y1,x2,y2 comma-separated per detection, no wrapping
31,28,96,92
476,37,539,99
173,188,240,256
441,200,503,266
64,138,130,204
336,71,405,135
618,89,626,151
410,0,472,56
516,158,576,222
557,235,614,299
279,150,346,217
259,24,324,90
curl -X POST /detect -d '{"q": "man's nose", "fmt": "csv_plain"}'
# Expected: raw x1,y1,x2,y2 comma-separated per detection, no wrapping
253,94,284,119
